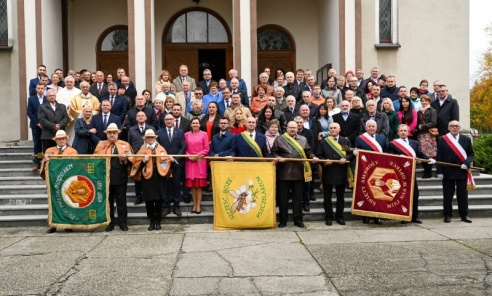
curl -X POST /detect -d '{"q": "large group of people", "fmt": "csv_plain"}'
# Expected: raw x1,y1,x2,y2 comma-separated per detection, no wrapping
28,63,473,232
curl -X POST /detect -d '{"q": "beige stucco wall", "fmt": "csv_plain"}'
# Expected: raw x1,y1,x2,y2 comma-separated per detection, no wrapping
69,0,128,73
318,0,339,71
1,0,19,141
256,0,319,74
360,0,470,129
42,0,63,72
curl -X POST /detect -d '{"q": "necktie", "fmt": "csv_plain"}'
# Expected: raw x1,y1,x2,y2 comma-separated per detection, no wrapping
185,92,189,101
110,96,114,106
290,107,294,114
168,128,172,139
334,137,338,142
98,84,102,94
226,100,230,108
175,119,179,129
220,132,223,139
250,133,253,139
58,147,63,155
156,110,161,121
140,127,144,134
103,114,108,127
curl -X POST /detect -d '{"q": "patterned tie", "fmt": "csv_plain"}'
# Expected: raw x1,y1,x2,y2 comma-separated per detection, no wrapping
98,84,102,94
103,114,108,127
110,96,114,106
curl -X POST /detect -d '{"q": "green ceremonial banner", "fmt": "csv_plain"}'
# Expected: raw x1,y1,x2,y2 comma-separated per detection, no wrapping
46,158,110,230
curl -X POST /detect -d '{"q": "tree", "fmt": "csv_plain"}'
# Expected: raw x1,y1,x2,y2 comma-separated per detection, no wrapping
470,25,492,132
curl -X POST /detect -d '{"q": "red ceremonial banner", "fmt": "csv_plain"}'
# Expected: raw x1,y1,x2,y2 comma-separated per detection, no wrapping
351,150,416,221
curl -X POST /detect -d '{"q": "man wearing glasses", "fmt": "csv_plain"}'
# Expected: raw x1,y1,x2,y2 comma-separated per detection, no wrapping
430,85,459,136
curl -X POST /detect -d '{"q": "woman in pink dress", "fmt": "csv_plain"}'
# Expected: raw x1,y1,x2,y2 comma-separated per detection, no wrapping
184,117,210,214
397,97,418,140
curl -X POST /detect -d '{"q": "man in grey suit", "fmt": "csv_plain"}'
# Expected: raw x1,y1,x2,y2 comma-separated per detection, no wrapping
37,90,69,152
172,65,197,92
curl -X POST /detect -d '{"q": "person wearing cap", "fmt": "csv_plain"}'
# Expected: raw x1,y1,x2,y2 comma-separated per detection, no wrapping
94,123,134,232
131,129,171,231
40,130,78,234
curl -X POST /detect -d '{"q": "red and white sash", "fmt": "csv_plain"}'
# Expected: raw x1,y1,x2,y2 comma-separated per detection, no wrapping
443,133,476,190
391,139,416,157
360,133,383,152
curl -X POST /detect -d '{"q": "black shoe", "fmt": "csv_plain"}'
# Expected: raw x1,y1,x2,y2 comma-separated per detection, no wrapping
362,217,369,224
134,197,143,205
444,216,451,223
155,221,161,230
374,218,382,225
401,221,408,224
183,197,191,203
303,205,310,212
148,221,155,231
325,220,332,226
47,227,57,234
120,225,129,231
412,218,423,224
461,217,472,223
336,219,346,225
278,223,287,228
294,221,305,228
105,224,115,232
64,229,73,232
309,196,316,201
422,174,432,179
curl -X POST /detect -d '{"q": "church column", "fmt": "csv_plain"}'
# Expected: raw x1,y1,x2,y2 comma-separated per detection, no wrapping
128,0,155,92
234,0,256,96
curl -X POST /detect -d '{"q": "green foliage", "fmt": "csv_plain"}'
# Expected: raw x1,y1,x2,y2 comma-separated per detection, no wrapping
473,134,492,174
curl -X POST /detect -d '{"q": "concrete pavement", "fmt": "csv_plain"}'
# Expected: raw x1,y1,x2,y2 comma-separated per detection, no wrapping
1,218,491,295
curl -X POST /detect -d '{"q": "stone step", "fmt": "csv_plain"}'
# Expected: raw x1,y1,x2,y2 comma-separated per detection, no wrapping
0,160,35,169
2,204,492,227
0,146,33,154
0,153,35,161
0,168,38,177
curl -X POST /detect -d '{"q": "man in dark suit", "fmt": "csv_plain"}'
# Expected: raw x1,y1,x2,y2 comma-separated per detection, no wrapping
27,83,47,170
359,100,389,138
345,76,367,105
120,76,137,107
229,78,249,107
388,124,436,224
37,90,69,152
157,113,187,217
89,71,109,102
29,65,51,96
170,104,191,133
106,82,127,125
198,69,216,95
210,117,234,157
430,85,459,136
436,121,473,223
333,100,361,146
126,95,156,131
128,111,155,205
282,95,300,123
355,119,387,224
229,117,270,158
294,115,315,212
89,100,121,145
283,72,303,102
317,122,354,226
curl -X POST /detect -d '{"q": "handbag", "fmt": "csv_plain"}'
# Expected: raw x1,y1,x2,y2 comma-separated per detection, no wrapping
419,112,438,137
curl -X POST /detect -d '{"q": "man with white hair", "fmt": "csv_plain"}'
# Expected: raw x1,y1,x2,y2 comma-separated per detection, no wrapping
283,71,302,102
226,68,248,94
56,76,81,107
229,78,249,107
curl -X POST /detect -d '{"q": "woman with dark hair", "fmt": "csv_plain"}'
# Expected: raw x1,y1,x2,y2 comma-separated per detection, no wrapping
418,79,430,97
257,105,276,134
230,108,247,134
311,103,333,191
364,81,374,99
321,76,343,105
325,97,340,116
105,73,114,84
415,95,438,178
200,101,221,141
250,86,270,116
142,89,153,109
397,97,418,139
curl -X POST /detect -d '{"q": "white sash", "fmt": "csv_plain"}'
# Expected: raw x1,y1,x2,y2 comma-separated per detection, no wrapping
445,133,467,159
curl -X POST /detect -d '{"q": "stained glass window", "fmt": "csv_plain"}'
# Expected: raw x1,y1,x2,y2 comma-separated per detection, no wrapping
379,0,392,43
257,29,292,50
0,0,8,46
166,11,228,43
101,30,128,51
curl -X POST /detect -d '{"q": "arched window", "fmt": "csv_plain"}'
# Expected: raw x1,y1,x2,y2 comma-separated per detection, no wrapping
166,11,228,43
257,25,296,75
100,29,128,51
257,28,292,50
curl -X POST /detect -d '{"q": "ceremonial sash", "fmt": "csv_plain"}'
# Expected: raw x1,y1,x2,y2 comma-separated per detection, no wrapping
391,139,416,157
360,133,383,152
132,144,171,180
241,131,263,157
325,137,354,187
443,134,476,190
282,133,312,182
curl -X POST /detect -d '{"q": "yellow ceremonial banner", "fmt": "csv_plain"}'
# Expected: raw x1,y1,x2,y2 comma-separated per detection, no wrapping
212,162,276,230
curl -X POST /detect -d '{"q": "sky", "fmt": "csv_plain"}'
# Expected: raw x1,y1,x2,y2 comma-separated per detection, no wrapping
469,0,492,86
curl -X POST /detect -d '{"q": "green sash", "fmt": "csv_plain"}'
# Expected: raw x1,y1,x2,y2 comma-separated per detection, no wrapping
325,137,354,188
241,131,263,157
282,133,312,182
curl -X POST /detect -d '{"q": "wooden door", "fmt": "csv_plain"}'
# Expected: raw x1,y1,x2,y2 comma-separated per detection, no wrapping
163,48,198,81
97,52,128,78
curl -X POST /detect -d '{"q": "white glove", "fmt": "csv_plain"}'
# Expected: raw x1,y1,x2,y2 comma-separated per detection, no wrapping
437,174,443,180
428,159,436,165
461,164,468,170
353,149,358,156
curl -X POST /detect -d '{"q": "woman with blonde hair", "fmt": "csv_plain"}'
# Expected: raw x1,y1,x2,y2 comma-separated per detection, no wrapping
349,96,365,117
381,97,399,140
230,108,247,134
155,70,176,95
72,106,94,154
